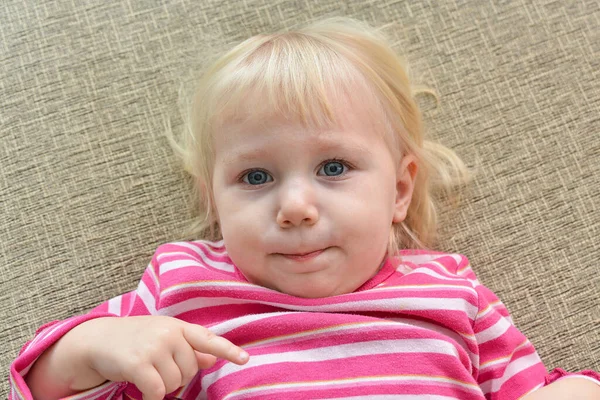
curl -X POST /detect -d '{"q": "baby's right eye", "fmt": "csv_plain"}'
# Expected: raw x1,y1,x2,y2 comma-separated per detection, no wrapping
242,170,273,185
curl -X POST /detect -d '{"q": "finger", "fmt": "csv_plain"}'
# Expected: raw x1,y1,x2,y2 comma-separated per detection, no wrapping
172,342,199,386
128,366,165,400
194,350,217,369
183,324,249,365
153,358,184,396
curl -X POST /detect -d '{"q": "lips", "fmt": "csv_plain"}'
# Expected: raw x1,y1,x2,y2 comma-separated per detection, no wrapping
277,248,327,261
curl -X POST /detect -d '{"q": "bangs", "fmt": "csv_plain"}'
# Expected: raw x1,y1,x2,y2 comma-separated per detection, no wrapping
209,33,371,130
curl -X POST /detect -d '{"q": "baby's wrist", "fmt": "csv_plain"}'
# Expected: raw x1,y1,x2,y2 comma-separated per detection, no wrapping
65,318,113,390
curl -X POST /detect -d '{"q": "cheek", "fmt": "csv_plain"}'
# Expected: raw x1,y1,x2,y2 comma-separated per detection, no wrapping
351,174,397,221
215,191,266,242
332,184,394,245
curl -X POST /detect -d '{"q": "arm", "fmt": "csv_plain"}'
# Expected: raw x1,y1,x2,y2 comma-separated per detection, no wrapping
455,262,600,399
10,243,249,400
24,319,112,400
9,258,161,400
23,315,249,400
522,377,600,400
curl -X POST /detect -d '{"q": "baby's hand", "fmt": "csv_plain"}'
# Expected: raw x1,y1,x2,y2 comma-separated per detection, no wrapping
76,316,249,400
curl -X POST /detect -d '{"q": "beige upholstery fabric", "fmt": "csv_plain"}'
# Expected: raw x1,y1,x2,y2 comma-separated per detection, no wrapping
1,0,598,395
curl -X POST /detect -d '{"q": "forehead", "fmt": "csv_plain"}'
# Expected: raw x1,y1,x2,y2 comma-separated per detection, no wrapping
219,76,381,122
213,87,389,156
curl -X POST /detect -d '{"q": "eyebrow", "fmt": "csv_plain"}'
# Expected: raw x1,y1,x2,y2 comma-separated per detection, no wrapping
220,148,270,166
220,136,373,166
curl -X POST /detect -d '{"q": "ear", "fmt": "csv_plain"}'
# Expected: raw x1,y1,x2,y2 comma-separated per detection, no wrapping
392,154,418,224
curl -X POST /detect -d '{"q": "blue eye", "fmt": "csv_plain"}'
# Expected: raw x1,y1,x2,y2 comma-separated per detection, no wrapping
319,161,346,176
243,170,272,185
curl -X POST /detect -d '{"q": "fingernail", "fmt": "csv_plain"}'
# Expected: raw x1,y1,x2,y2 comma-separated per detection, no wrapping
239,350,249,362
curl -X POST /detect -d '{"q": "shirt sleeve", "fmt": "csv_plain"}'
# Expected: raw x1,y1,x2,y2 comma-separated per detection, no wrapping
457,263,600,399
8,253,162,400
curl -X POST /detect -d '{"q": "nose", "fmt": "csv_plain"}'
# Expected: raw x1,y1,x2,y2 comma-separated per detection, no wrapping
276,179,319,228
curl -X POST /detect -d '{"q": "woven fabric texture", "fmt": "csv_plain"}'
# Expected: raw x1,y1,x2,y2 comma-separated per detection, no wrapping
1,0,598,395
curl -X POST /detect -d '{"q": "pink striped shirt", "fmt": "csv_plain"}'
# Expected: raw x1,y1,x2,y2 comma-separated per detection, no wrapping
9,240,600,399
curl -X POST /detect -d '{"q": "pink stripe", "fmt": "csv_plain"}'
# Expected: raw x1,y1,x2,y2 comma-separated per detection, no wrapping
159,250,232,267
119,292,135,316
487,363,547,399
478,332,528,363
238,327,464,356
222,382,483,400
159,279,479,310
177,303,283,327
220,384,482,400
478,345,538,382
140,269,158,294
159,242,230,264
474,304,503,331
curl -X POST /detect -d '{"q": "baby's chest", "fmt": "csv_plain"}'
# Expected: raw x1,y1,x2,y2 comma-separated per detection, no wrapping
189,312,484,400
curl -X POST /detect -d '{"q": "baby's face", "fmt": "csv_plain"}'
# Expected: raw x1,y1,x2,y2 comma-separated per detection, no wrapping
211,97,412,298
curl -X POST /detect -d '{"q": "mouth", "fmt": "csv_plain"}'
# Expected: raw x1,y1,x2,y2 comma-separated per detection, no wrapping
276,248,329,261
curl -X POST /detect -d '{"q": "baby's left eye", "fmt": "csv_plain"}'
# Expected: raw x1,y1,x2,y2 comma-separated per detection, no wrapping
318,161,346,177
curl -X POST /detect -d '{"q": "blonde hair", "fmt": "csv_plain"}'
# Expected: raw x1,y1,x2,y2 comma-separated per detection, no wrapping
168,17,472,253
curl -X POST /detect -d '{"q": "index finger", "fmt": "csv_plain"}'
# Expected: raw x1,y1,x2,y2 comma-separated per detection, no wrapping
182,324,249,365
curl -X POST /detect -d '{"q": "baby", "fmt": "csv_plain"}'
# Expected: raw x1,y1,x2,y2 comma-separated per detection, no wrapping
9,17,600,400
